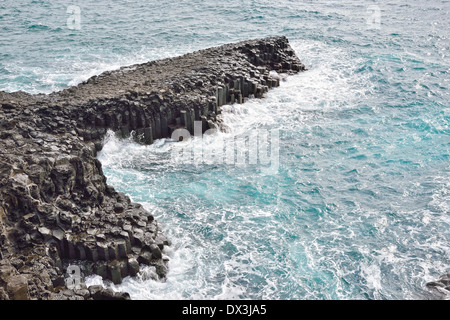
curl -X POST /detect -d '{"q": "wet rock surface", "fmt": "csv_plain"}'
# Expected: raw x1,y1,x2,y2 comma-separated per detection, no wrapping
427,274,450,299
0,36,305,300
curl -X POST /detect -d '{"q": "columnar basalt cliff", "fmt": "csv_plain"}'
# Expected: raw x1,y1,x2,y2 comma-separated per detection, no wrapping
0,36,305,300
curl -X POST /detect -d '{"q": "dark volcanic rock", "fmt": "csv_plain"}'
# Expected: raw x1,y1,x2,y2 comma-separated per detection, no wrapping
0,36,305,300
427,274,450,299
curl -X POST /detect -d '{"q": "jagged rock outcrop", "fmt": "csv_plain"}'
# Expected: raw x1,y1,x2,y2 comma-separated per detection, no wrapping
0,36,305,300
427,274,450,299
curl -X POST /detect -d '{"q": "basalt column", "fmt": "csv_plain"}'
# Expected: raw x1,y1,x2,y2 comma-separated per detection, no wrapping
0,36,306,300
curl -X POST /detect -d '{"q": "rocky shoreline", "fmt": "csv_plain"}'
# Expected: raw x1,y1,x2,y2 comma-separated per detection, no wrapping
0,36,305,300
1,35,447,301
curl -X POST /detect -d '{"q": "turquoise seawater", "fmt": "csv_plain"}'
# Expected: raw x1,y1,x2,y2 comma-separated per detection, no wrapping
1,0,449,299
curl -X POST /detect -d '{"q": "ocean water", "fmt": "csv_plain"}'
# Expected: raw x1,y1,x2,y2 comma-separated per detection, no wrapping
1,0,449,300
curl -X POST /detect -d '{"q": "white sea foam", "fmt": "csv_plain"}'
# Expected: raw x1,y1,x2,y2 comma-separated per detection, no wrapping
96,39,377,299
93,36,450,300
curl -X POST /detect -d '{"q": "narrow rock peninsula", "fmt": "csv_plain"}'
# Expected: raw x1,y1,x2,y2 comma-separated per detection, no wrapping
0,36,305,300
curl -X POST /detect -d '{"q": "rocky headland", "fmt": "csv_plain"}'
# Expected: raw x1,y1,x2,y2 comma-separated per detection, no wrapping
0,36,305,300
1,35,446,301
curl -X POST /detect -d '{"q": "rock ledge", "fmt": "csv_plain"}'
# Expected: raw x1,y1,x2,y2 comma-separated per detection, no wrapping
0,36,305,300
